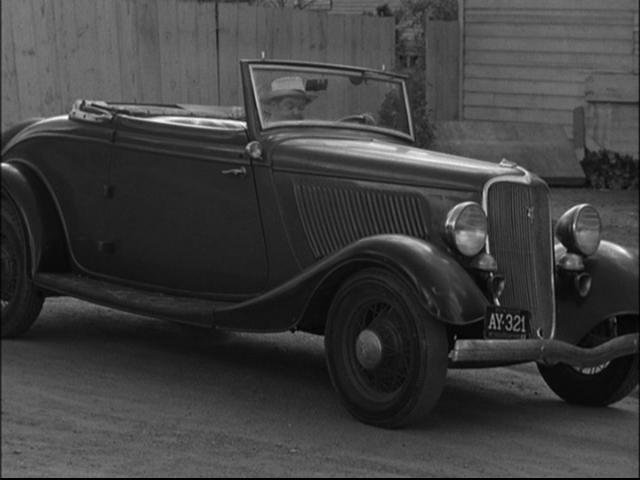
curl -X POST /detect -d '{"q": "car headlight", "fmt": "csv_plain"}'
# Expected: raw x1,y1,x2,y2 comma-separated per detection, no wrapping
445,202,487,257
555,204,601,256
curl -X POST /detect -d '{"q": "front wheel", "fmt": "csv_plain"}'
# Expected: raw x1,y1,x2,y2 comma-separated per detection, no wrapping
324,268,448,428
537,316,638,406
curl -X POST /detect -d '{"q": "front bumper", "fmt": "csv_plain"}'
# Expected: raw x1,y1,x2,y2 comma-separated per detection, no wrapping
449,333,639,368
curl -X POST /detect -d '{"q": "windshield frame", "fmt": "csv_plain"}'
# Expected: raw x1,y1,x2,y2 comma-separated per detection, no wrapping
244,60,415,143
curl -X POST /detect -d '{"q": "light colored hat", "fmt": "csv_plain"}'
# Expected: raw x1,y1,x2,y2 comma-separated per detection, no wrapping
261,76,315,103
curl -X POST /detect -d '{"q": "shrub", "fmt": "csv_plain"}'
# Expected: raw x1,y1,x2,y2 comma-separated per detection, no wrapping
392,0,458,148
581,149,639,190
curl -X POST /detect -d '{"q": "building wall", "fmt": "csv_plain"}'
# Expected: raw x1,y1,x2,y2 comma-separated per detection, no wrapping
461,0,639,138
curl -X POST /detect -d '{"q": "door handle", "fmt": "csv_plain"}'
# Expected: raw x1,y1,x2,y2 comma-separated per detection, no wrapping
221,166,247,177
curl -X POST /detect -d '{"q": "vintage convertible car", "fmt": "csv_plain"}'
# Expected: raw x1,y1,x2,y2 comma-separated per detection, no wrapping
2,60,638,428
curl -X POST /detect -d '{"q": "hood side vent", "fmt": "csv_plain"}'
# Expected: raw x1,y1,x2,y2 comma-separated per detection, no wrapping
295,183,428,258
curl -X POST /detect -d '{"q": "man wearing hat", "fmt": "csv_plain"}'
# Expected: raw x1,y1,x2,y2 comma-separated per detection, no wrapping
261,76,315,123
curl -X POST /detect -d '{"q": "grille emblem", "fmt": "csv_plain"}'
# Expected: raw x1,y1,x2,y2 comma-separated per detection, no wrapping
526,206,535,222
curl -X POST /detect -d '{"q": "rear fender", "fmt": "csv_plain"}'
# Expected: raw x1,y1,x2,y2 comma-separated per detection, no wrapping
1,161,68,275
1,117,43,152
213,235,488,333
554,241,639,343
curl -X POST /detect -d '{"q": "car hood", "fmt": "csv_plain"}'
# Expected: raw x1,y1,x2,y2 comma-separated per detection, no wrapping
269,136,527,192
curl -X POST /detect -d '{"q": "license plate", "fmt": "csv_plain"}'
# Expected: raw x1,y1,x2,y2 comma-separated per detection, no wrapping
484,306,530,339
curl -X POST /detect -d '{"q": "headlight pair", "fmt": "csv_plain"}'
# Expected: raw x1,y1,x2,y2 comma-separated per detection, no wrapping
444,202,603,259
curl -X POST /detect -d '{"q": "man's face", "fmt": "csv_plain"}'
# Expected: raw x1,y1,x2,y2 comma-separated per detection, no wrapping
269,96,307,121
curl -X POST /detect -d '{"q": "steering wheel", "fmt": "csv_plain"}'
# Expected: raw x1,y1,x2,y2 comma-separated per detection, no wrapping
337,113,377,125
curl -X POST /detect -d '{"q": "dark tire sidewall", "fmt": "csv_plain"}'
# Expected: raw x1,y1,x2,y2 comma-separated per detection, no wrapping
325,268,447,428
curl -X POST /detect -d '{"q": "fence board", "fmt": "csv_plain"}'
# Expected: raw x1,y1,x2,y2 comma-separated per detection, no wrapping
116,0,141,102
95,0,122,102
194,0,218,106
177,1,200,103
31,0,62,114
1,0,21,124
11,0,40,119
425,20,459,120
1,0,394,129
136,0,162,102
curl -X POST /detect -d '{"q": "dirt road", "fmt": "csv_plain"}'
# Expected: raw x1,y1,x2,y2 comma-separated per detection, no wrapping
2,297,638,477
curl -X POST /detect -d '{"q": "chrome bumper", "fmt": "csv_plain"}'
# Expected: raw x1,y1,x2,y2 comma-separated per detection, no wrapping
449,333,639,368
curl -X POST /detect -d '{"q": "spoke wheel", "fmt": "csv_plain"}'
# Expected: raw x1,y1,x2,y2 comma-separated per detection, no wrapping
325,268,448,428
1,195,43,338
537,316,638,406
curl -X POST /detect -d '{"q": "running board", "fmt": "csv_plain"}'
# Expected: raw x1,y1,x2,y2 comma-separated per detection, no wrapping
34,273,232,328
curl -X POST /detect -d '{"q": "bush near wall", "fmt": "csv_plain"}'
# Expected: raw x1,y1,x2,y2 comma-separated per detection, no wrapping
581,149,639,190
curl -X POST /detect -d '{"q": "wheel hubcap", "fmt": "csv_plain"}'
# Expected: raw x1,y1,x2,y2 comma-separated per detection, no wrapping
355,329,383,370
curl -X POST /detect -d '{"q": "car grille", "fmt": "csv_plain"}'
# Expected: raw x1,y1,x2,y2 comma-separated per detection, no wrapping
486,181,555,338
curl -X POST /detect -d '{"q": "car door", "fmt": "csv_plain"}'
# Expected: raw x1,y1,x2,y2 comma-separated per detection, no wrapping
102,115,267,296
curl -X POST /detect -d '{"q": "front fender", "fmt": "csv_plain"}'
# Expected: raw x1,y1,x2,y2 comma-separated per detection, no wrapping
213,234,488,332
554,241,639,343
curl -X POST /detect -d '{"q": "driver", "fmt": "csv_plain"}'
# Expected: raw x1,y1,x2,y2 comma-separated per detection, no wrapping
260,76,315,122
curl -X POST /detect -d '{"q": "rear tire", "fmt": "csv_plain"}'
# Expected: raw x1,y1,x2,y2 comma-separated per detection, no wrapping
537,316,638,406
324,268,448,428
1,195,43,337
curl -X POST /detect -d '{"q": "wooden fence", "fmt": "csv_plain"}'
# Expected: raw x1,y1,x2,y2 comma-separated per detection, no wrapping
1,0,395,130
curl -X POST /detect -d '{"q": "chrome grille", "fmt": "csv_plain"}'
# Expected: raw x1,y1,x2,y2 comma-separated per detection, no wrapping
295,183,428,258
486,181,555,337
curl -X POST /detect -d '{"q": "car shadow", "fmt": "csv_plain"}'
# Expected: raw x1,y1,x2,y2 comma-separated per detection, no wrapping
8,297,638,432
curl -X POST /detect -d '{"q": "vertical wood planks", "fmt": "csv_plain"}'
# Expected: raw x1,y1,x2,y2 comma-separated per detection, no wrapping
1,0,22,125
157,0,181,103
94,0,123,103
10,0,40,119
425,19,459,121
1,0,395,129
194,0,218,106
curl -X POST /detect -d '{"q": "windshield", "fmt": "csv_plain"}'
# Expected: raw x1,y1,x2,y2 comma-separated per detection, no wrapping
250,64,413,139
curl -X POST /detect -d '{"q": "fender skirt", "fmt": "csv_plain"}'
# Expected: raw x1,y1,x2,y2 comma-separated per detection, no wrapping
213,234,488,332
554,241,639,344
